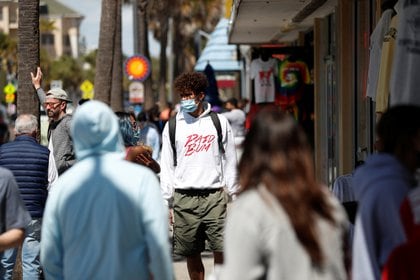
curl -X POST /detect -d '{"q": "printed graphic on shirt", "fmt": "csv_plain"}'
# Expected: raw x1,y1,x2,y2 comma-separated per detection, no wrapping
258,69,274,87
277,59,310,107
184,134,216,156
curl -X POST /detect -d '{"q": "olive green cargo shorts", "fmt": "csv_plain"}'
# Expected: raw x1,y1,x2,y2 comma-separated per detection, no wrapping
173,188,228,256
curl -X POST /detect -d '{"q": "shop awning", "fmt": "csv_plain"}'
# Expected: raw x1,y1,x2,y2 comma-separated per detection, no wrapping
228,0,337,44
194,18,243,72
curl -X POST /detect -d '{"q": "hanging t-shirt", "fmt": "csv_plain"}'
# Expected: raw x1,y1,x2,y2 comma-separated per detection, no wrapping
390,1,420,106
366,9,394,101
375,15,398,114
250,57,277,104
277,58,310,107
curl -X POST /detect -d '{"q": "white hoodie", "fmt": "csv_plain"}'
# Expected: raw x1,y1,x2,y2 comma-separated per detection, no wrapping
160,102,239,202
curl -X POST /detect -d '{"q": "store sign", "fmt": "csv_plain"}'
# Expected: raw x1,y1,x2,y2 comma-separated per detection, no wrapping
3,83,16,104
129,81,144,104
80,80,94,99
124,55,151,81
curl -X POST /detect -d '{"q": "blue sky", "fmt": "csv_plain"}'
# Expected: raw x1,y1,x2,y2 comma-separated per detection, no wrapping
58,0,160,57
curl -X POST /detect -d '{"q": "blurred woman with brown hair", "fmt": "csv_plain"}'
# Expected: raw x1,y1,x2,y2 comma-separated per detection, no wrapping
221,108,349,280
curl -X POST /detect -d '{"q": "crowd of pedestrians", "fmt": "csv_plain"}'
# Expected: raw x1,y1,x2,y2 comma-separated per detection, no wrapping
1,67,420,280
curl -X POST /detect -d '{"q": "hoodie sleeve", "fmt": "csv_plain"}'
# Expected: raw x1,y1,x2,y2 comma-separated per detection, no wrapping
159,122,175,203
41,189,64,280
140,174,174,279
219,114,239,197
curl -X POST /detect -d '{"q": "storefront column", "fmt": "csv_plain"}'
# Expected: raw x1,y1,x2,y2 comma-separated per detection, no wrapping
337,0,355,174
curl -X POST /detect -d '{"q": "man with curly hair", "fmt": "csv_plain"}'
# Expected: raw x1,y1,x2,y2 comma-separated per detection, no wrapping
160,72,239,280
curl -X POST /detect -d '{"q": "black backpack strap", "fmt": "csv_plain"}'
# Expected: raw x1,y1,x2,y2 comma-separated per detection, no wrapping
168,116,177,166
209,111,225,155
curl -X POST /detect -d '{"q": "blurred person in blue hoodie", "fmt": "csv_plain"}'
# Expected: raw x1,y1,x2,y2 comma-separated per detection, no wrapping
352,105,420,280
40,100,173,280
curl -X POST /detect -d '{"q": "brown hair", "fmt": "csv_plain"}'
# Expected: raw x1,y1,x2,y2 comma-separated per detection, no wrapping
239,107,336,267
174,72,209,95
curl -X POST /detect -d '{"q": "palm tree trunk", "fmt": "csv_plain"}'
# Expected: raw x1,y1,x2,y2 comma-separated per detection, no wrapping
110,0,123,111
17,0,40,116
95,0,118,105
136,0,154,111
158,1,169,110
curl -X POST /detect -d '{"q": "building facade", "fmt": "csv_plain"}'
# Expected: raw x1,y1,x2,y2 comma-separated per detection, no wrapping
228,0,398,187
0,0,83,59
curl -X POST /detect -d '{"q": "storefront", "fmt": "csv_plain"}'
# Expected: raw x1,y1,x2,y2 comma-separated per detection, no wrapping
227,0,387,186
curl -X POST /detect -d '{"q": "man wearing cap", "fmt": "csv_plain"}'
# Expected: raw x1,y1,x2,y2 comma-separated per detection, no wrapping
31,67,75,175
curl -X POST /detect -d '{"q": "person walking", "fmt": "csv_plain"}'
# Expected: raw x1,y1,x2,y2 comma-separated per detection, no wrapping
0,114,58,279
116,111,161,173
0,167,31,253
222,97,246,160
160,72,239,280
138,110,161,161
352,105,420,280
31,67,75,175
381,184,420,280
220,108,348,280
41,100,173,280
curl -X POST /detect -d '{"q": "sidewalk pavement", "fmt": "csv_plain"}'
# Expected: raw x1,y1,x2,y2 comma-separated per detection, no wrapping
173,251,214,280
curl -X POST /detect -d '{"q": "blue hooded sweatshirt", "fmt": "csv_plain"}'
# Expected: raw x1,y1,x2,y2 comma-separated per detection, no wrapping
352,153,414,279
40,101,173,280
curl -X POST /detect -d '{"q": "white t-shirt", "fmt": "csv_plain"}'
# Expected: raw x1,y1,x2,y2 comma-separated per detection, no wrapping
390,1,420,106
250,58,278,104
366,9,394,101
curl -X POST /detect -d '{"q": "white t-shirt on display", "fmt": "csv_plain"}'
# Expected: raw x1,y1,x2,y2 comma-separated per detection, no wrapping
250,58,278,104
390,1,420,106
366,9,394,101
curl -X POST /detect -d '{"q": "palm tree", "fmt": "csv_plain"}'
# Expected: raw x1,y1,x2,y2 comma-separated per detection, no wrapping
94,0,118,105
17,0,40,116
134,0,154,110
150,0,170,110
110,0,123,111
149,0,223,104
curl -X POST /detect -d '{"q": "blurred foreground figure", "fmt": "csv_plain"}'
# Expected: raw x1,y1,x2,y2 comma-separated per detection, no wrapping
40,101,173,280
0,168,31,253
221,108,348,280
0,114,58,279
352,105,420,280
381,184,420,280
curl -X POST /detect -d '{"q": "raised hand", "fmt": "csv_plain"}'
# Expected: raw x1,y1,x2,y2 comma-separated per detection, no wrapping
30,67,43,90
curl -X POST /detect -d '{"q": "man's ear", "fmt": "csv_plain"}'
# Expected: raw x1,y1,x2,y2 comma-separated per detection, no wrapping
198,92,205,101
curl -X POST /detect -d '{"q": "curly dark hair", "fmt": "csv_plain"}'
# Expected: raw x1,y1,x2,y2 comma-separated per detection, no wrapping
174,72,209,95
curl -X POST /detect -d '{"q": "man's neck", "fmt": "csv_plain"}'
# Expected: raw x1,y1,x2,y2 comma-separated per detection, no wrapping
188,104,204,118
51,112,66,122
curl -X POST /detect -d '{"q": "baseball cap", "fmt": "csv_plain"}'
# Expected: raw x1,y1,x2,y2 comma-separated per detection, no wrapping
46,88,72,102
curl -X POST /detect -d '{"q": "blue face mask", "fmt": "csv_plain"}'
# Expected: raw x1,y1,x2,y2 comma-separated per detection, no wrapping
180,99,198,113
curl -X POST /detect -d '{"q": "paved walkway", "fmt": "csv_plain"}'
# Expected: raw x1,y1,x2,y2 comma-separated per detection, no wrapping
173,251,214,280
